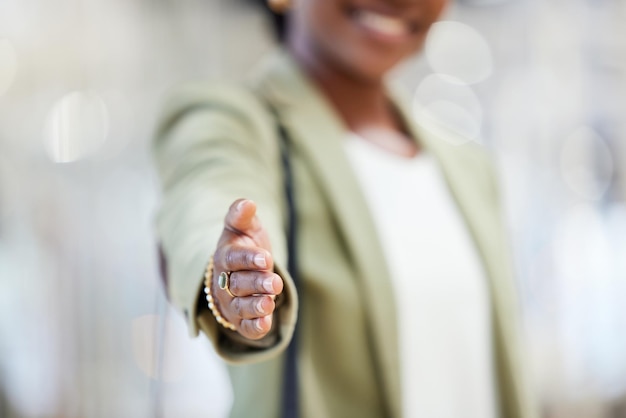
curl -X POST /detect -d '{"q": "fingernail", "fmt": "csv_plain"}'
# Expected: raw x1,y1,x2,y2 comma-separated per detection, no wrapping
256,299,265,315
255,318,264,332
254,253,267,269
262,277,274,293
236,200,247,211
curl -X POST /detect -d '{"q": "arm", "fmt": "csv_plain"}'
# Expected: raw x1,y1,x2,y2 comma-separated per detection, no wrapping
152,83,298,364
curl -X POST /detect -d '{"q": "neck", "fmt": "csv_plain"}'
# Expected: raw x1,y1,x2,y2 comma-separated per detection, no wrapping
286,38,397,133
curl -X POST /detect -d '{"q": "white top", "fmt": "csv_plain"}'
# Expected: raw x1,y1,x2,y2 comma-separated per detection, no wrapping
344,134,498,418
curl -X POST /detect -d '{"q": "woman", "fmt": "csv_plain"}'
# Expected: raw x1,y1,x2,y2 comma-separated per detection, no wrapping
153,0,536,417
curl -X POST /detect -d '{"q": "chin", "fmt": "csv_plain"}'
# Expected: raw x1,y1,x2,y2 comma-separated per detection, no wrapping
325,38,422,84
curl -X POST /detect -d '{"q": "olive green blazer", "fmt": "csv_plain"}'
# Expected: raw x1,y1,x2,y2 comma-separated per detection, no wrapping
153,48,537,418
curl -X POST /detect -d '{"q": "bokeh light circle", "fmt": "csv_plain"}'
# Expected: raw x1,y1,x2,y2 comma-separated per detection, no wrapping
413,74,483,145
425,21,493,85
43,90,109,163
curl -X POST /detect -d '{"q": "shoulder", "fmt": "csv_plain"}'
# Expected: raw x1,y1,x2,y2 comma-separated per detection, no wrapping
154,80,276,148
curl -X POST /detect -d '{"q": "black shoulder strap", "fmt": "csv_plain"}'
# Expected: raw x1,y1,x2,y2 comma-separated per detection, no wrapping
265,102,300,418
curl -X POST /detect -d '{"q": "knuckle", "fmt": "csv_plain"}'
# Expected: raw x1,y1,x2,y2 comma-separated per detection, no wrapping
241,322,253,338
229,273,241,294
242,320,263,340
224,247,239,268
232,297,244,318
245,251,256,268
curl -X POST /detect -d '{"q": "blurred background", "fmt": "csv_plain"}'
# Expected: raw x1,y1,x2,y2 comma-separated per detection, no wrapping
0,0,625,417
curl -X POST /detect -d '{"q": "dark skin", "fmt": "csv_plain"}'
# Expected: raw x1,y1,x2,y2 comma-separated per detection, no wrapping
212,0,449,340
288,0,447,156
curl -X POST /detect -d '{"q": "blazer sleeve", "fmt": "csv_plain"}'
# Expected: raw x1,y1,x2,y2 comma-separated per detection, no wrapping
152,82,298,364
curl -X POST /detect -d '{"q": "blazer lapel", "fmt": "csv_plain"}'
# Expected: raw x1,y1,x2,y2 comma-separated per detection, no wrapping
250,48,522,418
389,85,510,309
251,49,402,417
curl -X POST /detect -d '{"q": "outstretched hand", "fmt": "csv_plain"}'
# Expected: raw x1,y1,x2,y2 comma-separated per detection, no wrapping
212,199,284,340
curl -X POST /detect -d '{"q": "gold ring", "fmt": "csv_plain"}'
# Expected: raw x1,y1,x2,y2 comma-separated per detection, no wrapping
203,257,236,331
218,271,235,298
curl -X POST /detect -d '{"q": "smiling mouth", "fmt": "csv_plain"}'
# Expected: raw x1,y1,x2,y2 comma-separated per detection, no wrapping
347,7,419,40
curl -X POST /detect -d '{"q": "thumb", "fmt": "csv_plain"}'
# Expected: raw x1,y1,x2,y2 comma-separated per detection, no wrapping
224,199,271,248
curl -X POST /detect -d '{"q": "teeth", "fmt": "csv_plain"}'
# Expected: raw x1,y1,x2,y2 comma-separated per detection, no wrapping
356,10,409,36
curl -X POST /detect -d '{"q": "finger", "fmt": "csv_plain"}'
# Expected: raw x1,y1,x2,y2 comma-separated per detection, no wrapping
238,315,273,340
229,271,283,297
224,199,262,237
221,199,273,252
230,295,276,320
216,244,273,272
